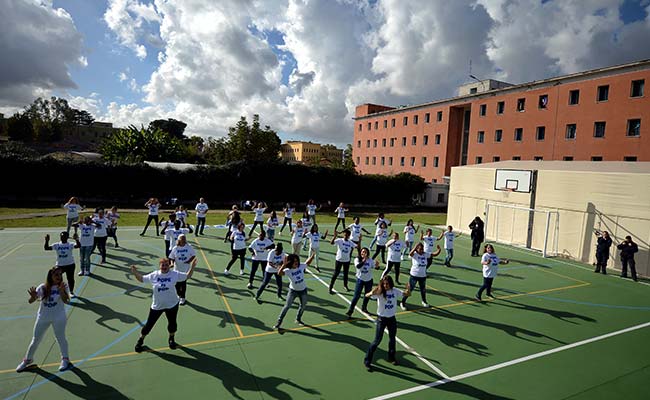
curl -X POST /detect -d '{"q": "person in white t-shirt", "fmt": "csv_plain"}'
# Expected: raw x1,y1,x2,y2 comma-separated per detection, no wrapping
44,231,80,297
92,209,111,264
255,243,286,302
369,213,391,250
140,198,161,236
290,219,307,256
334,202,349,232
400,243,441,310
371,221,390,265
63,196,83,235
169,234,196,305
345,247,379,317
160,213,177,257
307,224,328,273
194,197,209,236
106,206,120,248
383,232,405,285
348,216,372,258
420,228,438,269
328,229,354,294
306,199,320,224
247,230,275,289
438,226,461,267
273,252,315,330
279,203,294,235
16,267,72,373
402,219,420,260
265,210,279,241
164,220,193,257
249,201,267,238
175,205,188,228
300,212,313,251
225,222,248,275
363,275,410,371
476,244,509,301
131,258,196,352
224,206,241,242
74,215,96,276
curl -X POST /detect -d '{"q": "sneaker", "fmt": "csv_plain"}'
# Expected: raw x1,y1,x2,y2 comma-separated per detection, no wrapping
224,269,230,275
70,292,77,299
295,319,305,326
486,294,496,299
179,298,186,305
272,324,281,330
315,266,321,273
78,270,84,276
389,359,399,366
364,362,373,372
328,289,335,295
255,297,262,305
344,286,351,292
139,233,145,236
345,311,353,318
361,308,369,314
399,302,407,311
247,283,253,289
475,295,482,302
421,302,429,307
85,271,91,276
16,359,33,373
59,357,73,371
239,269,245,276
277,295,284,301
168,338,178,350
135,338,144,353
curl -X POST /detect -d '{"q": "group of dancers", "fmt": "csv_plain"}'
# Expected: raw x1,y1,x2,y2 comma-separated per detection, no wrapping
17,197,510,373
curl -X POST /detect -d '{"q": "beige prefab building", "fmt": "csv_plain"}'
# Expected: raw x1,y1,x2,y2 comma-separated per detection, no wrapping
447,161,650,277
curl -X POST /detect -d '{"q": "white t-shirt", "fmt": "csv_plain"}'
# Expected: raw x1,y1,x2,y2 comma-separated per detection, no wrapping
162,221,175,241
422,235,437,255
93,216,110,237
376,229,389,246
64,204,81,219
285,264,307,291
249,238,273,261
348,223,362,241
372,288,403,318
387,240,405,262
107,211,120,227
266,251,285,273
301,218,312,231
443,231,456,249
36,283,68,320
79,224,95,247
482,253,500,278
354,257,374,282
334,238,353,262
195,202,209,218
410,253,428,277
254,207,265,222
291,227,306,245
148,204,160,216
404,226,416,242
336,207,346,218
307,204,317,216
267,217,279,230
230,231,247,250
52,242,76,266
168,228,190,250
308,232,322,250
175,210,187,221
284,208,294,218
374,217,387,234
142,270,187,310
169,244,196,273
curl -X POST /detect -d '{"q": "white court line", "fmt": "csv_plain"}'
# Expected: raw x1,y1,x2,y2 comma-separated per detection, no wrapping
306,268,450,379
0,243,24,261
369,320,650,400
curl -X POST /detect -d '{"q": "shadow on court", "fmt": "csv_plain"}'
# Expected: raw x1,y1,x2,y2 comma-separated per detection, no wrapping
150,346,320,400
32,367,129,399
73,297,143,332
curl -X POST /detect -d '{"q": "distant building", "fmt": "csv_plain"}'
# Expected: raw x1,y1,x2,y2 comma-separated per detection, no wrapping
68,122,120,150
280,141,343,165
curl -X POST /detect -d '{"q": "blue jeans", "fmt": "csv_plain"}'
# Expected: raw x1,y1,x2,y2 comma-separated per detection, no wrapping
402,275,427,305
256,272,283,298
267,228,275,241
277,288,307,325
477,277,494,298
445,248,454,265
347,279,373,314
364,316,397,365
80,246,92,272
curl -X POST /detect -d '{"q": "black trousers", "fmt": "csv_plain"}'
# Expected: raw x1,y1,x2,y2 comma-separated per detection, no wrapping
175,281,187,299
280,218,292,233
595,251,609,274
142,215,159,235
93,236,108,262
141,303,179,336
196,217,206,235
471,238,483,256
226,248,246,271
382,261,401,283
256,272,283,298
249,260,267,284
621,257,637,280
334,218,346,232
58,263,76,293
477,277,494,298
329,261,351,290
364,316,397,365
372,245,386,264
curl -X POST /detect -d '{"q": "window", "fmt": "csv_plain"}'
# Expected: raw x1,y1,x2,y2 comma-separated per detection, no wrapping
479,104,487,116
624,156,637,162
400,157,405,166
358,124,362,131
401,137,407,146
391,118,396,127
563,156,573,161
536,126,545,141
514,128,523,142
597,85,609,102
382,138,386,147
475,156,483,164
627,119,641,137
566,124,576,140
569,90,580,105
383,120,387,128
381,156,385,166
388,157,393,166
390,138,395,147
437,111,443,121
538,94,548,109
365,157,369,165
517,98,526,112
495,129,503,142
594,121,606,138
631,79,645,97
437,193,445,203
410,157,416,167
435,134,441,144
403,116,408,126
534,156,543,161
411,136,417,145
366,140,370,148
357,140,361,148
423,135,429,145
367,122,371,130
425,113,430,123
414,115,419,125
470,87,478,94
372,156,376,165
493,156,500,162
477,131,485,143
434,156,439,167
356,157,360,165
512,156,521,160
373,139,377,148
591,156,603,161
496,101,505,114
374,121,378,130
421,157,427,167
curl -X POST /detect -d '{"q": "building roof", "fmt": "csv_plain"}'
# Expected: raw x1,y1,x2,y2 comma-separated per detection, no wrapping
145,161,207,171
457,161,650,174
355,59,650,120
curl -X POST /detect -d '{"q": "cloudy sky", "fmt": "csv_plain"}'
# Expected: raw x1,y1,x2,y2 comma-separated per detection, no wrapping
1,0,650,147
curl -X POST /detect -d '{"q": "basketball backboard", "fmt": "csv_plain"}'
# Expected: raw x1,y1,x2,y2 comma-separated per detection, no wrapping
494,169,533,193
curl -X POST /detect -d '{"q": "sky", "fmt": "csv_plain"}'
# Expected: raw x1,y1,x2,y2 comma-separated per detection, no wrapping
1,0,650,147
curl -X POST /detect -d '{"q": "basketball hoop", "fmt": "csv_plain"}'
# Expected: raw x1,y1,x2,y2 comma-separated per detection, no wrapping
498,187,515,192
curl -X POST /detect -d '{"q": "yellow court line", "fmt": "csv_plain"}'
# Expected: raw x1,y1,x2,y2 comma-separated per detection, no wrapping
532,265,589,285
427,285,466,303
0,243,24,262
194,238,244,338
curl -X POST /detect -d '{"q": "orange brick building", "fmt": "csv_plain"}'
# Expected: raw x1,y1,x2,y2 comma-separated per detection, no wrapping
353,60,650,183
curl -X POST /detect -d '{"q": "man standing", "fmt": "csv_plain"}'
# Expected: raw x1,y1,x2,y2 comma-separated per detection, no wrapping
469,216,484,257
194,197,209,236
594,230,613,274
617,236,639,282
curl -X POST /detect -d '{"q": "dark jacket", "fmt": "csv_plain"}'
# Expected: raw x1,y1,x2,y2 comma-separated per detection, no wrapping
469,219,484,242
596,236,613,254
617,241,638,260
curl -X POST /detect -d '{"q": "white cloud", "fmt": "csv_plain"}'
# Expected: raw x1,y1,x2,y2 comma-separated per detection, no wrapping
104,0,162,60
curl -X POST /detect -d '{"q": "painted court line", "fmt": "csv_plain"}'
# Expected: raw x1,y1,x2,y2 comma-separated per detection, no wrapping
0,244,24,261
305,268,451,380
369,320,650,400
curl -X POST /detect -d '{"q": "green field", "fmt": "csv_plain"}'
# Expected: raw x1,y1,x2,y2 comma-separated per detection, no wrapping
1,220,649,399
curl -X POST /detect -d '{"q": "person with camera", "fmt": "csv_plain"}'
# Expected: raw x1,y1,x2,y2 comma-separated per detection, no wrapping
617,236,639,282
594,230,613,274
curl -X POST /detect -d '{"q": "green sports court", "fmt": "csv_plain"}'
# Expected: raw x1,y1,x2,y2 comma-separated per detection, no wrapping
1,221,649,399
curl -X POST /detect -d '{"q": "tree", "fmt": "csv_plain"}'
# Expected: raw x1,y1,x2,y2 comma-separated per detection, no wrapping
7,113,34,142
342,143,356,172
202,137,229,165
100,125,184,163
224,115,281,163
72,110,95,126
149,119,187,140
